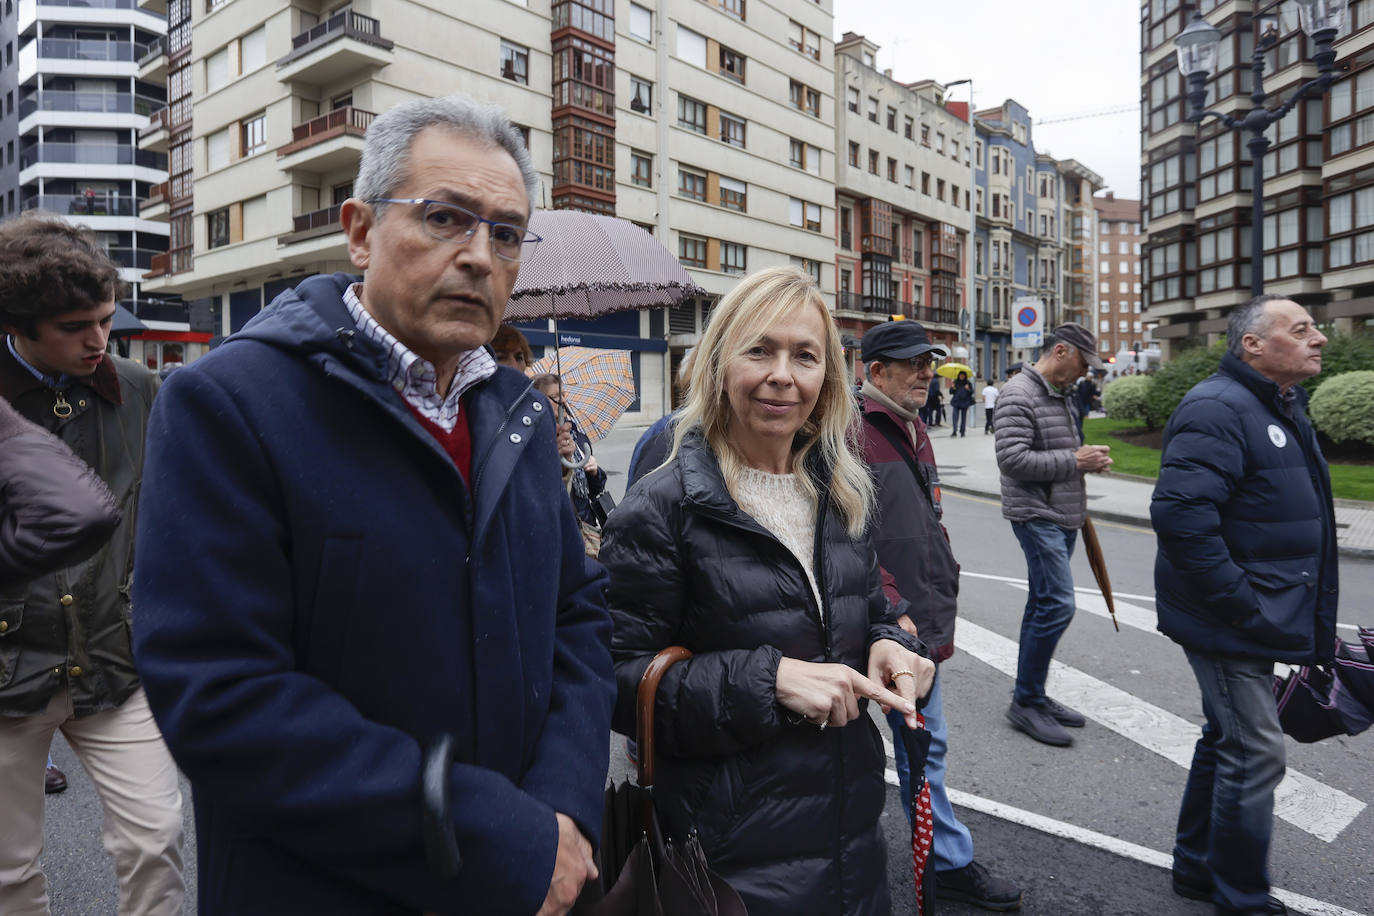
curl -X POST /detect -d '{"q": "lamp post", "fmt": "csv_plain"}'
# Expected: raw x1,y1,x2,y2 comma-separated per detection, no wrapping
945,78,977,376
1176,0,1346,296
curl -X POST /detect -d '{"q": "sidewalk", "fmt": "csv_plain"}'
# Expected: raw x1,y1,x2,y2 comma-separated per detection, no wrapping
927,420,1374,560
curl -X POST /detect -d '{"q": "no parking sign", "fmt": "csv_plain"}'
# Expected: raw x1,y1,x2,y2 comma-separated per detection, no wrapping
1011,297,1043,348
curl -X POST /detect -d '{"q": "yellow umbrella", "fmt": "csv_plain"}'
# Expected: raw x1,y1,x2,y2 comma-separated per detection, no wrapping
936,362,973,379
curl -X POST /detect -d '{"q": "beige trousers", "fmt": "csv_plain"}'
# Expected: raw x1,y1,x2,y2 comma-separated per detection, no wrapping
0,687,185,916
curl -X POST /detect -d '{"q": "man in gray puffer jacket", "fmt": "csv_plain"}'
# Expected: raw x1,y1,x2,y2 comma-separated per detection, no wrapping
993,323,1113,747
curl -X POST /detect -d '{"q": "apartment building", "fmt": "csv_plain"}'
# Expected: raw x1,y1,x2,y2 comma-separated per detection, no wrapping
0,0,171,337
1140,0,1374,354
1094,192,1145,358
831,32,969,374
1057,158,1102,329
131,0,839,419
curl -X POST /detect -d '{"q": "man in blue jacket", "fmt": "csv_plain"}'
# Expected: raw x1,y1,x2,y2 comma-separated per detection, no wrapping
133,95,614,915
1152,294,1337,916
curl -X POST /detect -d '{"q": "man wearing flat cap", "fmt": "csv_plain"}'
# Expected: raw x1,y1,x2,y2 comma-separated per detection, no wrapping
993,322,1112,748
857,321,1023,911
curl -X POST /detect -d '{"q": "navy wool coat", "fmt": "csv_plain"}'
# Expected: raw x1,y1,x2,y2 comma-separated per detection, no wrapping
600,430,924,916
1151,351,1338,665
132,273,614,915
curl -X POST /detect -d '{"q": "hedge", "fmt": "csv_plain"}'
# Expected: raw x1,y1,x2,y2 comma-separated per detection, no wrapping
1101,375,1152,422
1142,341,1227,429
1309,370,1374,446
1301,331,1374,394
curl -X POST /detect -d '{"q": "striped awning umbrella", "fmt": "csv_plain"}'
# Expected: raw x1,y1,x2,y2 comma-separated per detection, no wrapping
528,346,635,443
504,210,705,321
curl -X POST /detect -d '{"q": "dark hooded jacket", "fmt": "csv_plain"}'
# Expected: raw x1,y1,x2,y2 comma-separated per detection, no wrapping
599,429,924,916
1151,351,1338,665
132,273,614,915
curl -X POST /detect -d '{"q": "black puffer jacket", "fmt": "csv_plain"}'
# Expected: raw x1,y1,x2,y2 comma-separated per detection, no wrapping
601,430,922,916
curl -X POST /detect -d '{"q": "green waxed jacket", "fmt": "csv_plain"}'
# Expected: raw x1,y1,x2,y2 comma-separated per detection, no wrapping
0,346,157,718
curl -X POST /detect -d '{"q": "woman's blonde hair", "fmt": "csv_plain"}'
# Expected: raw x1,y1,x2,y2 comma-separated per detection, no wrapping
669,266,873,537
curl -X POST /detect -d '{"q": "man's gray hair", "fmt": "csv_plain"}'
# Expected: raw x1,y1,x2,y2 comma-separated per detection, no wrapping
355,94,539,218
1227,293,1288,357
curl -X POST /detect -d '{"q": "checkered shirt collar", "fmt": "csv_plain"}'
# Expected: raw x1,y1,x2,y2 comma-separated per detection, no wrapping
343,282,496,432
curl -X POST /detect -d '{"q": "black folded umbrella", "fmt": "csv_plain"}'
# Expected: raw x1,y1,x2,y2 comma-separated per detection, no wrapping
573,647,748,916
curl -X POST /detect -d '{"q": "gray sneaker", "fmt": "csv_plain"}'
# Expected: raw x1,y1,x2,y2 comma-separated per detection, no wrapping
1006,701,1073,747
1043,696,1086,728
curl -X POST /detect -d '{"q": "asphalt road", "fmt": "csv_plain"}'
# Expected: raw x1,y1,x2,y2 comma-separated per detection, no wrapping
37,434,1374,915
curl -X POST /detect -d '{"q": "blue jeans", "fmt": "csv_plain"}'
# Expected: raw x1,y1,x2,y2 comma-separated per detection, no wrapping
886,671,975,873
950,406,968,435
1174,651,1286,911
1010,519,1078,707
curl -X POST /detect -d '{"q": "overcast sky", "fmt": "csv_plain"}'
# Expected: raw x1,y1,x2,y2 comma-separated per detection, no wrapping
832,0,1143,200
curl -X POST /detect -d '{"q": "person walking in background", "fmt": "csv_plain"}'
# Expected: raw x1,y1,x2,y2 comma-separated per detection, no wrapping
982,378,1000,434
993,323,1112,748
924,379,945,427
1152,295,1335,916
858,321,1022,912
131,95,614,915
490,323,534,373
534,372,608,530
1074,373,1097,442
949,369,974,437
0,212,183,916
600,266,934,916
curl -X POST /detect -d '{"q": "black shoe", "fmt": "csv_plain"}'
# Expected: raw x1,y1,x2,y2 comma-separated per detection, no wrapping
1173,871,1286,914
1043,697,1086,728
1006,701,1073,747
45,765,67,794
936,860,1022,911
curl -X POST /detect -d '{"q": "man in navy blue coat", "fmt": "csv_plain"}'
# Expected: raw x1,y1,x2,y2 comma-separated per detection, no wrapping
132,95,614,915
1152,295,1337,916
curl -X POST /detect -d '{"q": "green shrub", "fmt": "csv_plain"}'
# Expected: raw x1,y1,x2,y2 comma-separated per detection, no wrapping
1101,375,1153,421
1301,331,1374,395
1142,340,1227,429
1309,370,1374,446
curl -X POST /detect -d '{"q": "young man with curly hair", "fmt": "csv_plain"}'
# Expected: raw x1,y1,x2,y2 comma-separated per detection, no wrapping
0,212,184,915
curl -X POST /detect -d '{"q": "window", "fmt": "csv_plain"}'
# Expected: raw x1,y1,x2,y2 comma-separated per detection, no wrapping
904,165,914,188
629,3,652,42
791,257,821,284
206,46,229,91
868,149,879,174
722,0,745,19
904,116,914,140
500,40,529,84
239,26,266,72
718,46,746,83
921,172,930,195
788,21,820,59
867,96,878,122
241,114,266,157
720,242,747,274
936,178,945,201
630,76,652,113
207,207,230,249
677,26,706,67
789,198,822,232
678,166,706,201
719,176,747,211
207,127,229,170
920,124,930,146
631,150,652,187
792,139,821,175
887,157,897,182
719,111,746,148
886,107,897,132
791,81,820,117
847,141,859,167
679,233,707,268
678,94,706,133
847,87,859,113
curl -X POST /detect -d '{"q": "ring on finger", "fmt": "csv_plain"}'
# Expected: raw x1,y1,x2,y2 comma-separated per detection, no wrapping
892,670,916,680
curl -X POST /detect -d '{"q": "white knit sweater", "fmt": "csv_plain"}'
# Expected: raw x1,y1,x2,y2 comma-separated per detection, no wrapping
732,466,822,617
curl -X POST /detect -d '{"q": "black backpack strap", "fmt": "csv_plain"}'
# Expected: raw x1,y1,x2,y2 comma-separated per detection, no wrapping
863,412,936,510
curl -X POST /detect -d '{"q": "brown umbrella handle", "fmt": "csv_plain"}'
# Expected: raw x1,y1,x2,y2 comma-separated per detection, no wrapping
636,646,693,789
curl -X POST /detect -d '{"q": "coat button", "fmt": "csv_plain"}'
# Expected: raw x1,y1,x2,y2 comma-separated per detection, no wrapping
0,621,7,632
532,401,543,412
69,666,83,677
60,594,74,606
521,416,532,426
509,433,522,444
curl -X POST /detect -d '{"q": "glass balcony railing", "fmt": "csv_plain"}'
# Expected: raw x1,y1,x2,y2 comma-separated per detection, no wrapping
28,38,146,61
21,194,138,217
36,0,140,7
20,143,167,170
137,35,167,67
19,91,163,118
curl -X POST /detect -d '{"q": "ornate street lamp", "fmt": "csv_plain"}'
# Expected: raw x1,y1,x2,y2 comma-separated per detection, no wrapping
1176,0,1347,295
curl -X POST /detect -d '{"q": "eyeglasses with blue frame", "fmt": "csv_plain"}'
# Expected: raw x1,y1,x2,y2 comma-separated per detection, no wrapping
367,198,542,262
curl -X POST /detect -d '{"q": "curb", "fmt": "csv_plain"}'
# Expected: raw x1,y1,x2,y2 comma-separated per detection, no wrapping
940,483,1374,560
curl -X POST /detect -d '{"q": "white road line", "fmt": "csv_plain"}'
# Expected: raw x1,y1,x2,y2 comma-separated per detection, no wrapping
962,570,1157,604
879,768,1370,916
955,620,1367,842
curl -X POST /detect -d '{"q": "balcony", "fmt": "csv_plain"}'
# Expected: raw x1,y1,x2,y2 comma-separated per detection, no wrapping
277,106,374,173
139,105,169,153
140,180,170,221
279,205,343,246
835,292,898,316
19,90,161,120
20,143,165,171
136,0,167,13
22,193,137,217
931,253,960,274
142,247,192,280
30,37,144,63
137,35,167,82
276,9,394,86
840,230,852,250
976,310,993,329
918,306,959,327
